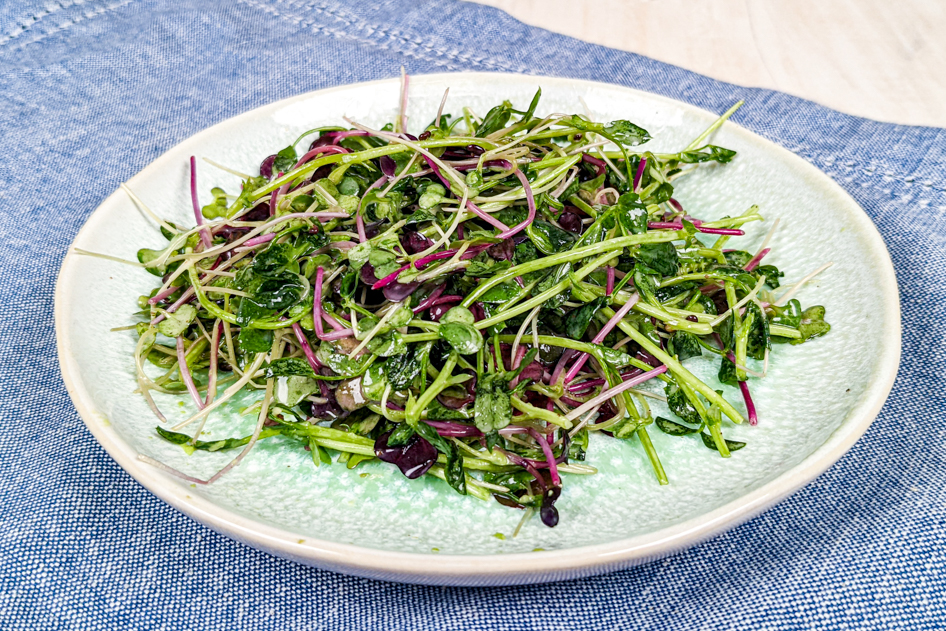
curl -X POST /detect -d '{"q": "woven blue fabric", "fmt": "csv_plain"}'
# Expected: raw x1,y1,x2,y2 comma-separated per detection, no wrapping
1,0,944,628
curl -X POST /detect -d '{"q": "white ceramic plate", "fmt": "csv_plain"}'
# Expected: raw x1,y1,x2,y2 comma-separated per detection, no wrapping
55,73,900,586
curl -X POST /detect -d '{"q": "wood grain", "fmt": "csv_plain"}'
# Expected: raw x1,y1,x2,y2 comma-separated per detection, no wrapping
471,0,946,127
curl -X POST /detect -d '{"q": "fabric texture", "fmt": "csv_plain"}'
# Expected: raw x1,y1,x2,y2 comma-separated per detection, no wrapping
1,0,944,628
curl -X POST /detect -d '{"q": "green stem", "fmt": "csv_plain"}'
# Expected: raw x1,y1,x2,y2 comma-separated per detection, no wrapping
684,101,744,151
427,466,490,501
601,306,745,424
406,352,458,426
510,396,572,429
575,282,714,335
567,195,596,217
475,252,616,330
462,231,683,307
636,425,669,485
770,324,802,339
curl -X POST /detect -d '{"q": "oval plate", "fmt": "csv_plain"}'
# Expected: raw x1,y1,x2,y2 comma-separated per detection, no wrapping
55,73,900,586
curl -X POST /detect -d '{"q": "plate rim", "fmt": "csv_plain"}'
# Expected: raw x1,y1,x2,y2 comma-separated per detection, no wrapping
54,71,902,585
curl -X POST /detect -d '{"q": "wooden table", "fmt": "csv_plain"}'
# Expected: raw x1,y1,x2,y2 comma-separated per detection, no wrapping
472,0,946,128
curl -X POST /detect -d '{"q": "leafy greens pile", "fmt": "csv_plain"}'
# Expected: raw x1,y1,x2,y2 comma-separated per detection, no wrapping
121,83,831,529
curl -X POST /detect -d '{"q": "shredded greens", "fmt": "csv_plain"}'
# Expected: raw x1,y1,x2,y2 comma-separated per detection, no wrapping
100,79,832,530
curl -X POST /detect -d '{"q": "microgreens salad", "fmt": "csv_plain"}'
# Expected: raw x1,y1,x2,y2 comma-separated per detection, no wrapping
100,78,831,530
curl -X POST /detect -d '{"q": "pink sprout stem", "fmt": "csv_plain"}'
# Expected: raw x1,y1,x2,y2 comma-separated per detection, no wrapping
357,176,388,242
292,323,322,372
190,157,213,250
400,72,410,133
496,170,536,240
632,157,647,192
564,293,640,384
240,233,277,248
293,145,348,170
647,221,744,236
268,172,283,217
371,264,411,290
466,200,510,232
549,349,577,386
149,284,180,305
738,380,759,426
412,284,446,314
313,267,326,339
528,427,561,487
205,321,221,406
150,287,196,325
565,369,643,394
313,266,354,340
176,337,205,411
606,266,615,296
581,153,607,177
744,248,771,272
424,420,482,438
569,365,668,421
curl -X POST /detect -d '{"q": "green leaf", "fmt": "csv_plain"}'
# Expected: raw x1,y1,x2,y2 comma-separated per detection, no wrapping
641,181,674,206
667,331,702,362
744,301,771,360
156,304,197,338
533,262,571,310
522,87,542,121
414,421,466,495
474,381,512,434
476,101,513,137
756,265,784,288
274,376,320,406
273,145,298,173
201,187,229,219
137,248,169,276
770,299,802,328
566,297,607,339
386,422,415,447
367,331,407,357
252,242,295,276
701,432,746,452
718,356,741,386
526,220,576,255
361,362,388,400
316,341,371,377
464,253,512,278
265,357,317,378
678,145,737,164
418,183,447,210
636,241,680,276
613,417,640,439
615,193,648,235
425,399,474,421
156,426,283,452
723,250,753,268
603,120,651,146
439,322,483,355
633,266,661,307
791,305,831,345
665,383,702,425
655,416,701,436
567,116,651,147
595,344,633,369
441,306,476,325
384,345,423,391
239,327,273,354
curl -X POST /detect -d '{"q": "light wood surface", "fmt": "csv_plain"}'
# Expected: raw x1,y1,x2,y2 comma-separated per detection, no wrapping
471,0,946,128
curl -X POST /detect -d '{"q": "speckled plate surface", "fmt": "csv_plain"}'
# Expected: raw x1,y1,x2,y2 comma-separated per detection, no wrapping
55,73,900,586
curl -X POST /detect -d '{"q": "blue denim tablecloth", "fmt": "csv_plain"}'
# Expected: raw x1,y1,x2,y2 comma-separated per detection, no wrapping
1,1,944,629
